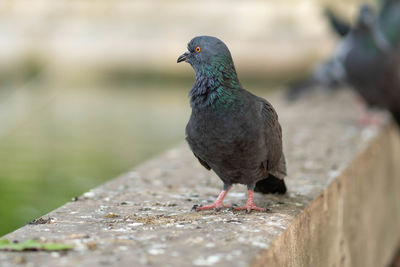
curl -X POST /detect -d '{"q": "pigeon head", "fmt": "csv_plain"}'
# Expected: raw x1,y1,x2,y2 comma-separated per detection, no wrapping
355,4,375,31
177,36,235,75
177,36,242,109
354,4,392,52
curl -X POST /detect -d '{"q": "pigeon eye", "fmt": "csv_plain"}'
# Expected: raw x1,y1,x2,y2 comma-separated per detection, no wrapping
195,46,201,53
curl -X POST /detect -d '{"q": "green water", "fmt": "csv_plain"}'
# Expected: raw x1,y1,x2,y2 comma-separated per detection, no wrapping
0,80,192,236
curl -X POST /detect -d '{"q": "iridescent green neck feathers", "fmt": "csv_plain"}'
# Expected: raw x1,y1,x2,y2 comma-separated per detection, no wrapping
189,55,242,110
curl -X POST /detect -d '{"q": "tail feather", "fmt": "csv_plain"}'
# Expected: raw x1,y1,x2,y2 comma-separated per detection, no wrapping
254,174,287,194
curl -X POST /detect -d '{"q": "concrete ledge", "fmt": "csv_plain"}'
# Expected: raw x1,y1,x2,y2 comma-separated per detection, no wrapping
254,123,400,267
1,90,400,266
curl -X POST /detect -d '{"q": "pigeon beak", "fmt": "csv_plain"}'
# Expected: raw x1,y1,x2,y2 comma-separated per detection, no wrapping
177,52,189,63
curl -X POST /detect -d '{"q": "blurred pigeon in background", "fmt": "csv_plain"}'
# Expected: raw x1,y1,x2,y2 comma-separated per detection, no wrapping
178,36,286,213
287,1,400,125
344,2,400,125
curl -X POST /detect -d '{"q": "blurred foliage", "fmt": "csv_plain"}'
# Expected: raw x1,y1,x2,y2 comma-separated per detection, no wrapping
0,239,73,251
17,54,45,82
0,53,45,87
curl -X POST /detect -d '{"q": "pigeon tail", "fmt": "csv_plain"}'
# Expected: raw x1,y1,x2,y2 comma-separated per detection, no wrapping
254,174,287,194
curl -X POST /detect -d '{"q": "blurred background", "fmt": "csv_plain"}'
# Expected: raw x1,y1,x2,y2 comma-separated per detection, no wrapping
0,0,370,236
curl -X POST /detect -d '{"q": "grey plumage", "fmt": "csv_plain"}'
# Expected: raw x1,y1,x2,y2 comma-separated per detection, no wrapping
344,3,400,125
178,36,286,212
287,2,400,126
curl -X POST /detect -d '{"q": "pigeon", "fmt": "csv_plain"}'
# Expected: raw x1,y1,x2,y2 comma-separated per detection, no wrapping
344,3,400,125
177,36,287,213
287,2,400,126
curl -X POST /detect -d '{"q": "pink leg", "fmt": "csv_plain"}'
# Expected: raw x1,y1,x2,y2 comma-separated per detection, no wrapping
195,185,232,211
353,97,383,126
234,190,266,213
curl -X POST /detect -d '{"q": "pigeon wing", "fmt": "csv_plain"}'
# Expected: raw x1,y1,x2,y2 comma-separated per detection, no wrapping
260,98,287,179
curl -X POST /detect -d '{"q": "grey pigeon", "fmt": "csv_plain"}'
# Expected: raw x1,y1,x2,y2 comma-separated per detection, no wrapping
287,2,400,126
344,3,400,125
177,36,286,212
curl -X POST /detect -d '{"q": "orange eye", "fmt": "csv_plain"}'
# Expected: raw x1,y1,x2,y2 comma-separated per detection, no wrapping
195,46,201,53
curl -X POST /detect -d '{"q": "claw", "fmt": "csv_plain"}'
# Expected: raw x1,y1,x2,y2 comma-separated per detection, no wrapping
230,203,238,211
195,203,232,211
193,187,232,212
234,204,267,213
233,190,267,213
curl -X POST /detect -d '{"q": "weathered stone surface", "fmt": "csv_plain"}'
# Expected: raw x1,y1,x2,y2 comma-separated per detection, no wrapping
254,123,400,267
1,90,400,267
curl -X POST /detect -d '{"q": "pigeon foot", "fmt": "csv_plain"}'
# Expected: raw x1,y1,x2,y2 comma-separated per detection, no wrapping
353,97,385,127
233,189,268,213
358,112,385,127
194,202,232,211
192,185,232,212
